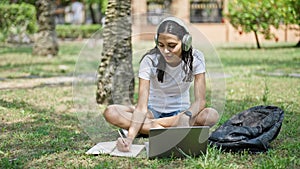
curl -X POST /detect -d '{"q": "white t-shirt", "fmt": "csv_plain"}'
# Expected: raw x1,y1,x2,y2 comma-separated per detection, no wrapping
138,49,206,113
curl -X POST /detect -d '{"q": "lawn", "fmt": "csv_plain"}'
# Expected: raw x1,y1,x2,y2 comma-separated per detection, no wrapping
0,41,299,168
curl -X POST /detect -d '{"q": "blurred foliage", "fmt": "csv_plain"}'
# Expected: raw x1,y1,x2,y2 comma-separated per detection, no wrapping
284,0,300,25
84,0,108,14
226,0,299,48
56,24,102,39
6,0,108,14
0,3,37,42
0,0,9,4
6,0,108,25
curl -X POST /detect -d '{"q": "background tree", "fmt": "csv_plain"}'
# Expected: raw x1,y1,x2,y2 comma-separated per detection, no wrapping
32,0,58,57
226,0,297,49
96,0,134,105
0,3,37,43
84,0,108,24
284,0,300,47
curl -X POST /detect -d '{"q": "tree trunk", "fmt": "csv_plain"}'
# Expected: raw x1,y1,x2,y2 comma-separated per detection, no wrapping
254,31,261,49
96,0,134,105
98,2,103,24
296,40,300,47
32,0,58,57
89,3,97,24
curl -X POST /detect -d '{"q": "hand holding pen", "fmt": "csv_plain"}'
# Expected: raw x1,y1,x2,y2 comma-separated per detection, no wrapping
116,130,133,152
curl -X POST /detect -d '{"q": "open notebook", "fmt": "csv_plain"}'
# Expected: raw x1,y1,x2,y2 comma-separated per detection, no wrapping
86,141,145,157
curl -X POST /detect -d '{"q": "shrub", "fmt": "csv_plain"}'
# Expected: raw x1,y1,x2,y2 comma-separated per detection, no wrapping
56,24,102,39
0,3,37,42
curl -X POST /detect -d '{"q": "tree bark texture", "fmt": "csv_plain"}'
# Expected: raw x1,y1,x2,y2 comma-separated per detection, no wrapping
32,0,58,57
96,0,134,105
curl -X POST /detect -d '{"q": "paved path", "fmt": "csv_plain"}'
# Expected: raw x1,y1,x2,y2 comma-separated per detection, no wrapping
0,76,74,90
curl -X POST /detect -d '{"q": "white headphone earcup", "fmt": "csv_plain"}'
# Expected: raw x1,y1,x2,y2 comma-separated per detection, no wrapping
182,34,192,51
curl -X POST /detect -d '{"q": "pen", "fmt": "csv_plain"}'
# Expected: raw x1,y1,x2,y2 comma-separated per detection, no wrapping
117,129,126,144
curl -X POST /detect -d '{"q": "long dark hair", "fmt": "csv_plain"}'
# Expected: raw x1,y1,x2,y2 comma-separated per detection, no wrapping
141,20,193,83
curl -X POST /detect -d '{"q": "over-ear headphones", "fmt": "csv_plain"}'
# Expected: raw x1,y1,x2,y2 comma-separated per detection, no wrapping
154,17,192,51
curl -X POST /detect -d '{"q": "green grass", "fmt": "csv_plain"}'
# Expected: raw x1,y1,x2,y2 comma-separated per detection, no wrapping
0,41,299,168
0,42,80,78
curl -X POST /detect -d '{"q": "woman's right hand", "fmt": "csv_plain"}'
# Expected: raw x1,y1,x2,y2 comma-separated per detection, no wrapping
116,137,133,152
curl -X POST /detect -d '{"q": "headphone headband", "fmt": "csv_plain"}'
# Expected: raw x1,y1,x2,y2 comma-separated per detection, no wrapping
158,17,190,33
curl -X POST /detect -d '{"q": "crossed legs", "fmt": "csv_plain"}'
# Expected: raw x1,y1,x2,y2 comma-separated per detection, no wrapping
103,105,219,134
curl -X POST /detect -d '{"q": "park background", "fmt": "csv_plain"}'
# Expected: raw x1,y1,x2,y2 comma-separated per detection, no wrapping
0,0,299,168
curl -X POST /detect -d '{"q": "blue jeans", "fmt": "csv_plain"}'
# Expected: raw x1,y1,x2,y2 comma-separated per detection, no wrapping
148,106,183,119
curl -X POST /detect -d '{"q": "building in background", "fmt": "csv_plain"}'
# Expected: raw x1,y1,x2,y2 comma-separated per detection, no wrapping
132,0,298,44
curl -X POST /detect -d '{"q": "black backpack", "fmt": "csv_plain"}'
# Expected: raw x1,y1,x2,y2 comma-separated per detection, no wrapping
209,105,284,153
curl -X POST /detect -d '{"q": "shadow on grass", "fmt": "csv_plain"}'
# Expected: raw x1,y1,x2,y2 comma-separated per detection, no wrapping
0,90,299,168
1,62,50,71
0,98,49,114
0,45,33,55
0,98,92,167
0,60,76,79
0,42,83,56
0,60,76,70
0,95,120,166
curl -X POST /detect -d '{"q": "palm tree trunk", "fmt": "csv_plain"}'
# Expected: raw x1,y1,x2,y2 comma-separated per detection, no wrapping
96,0,134,105
32,0,58,57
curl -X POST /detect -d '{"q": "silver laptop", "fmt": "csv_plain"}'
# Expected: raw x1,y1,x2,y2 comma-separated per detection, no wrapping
147,126,209,159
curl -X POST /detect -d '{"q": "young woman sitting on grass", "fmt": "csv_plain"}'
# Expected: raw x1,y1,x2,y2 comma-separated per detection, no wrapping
103,17,219,152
